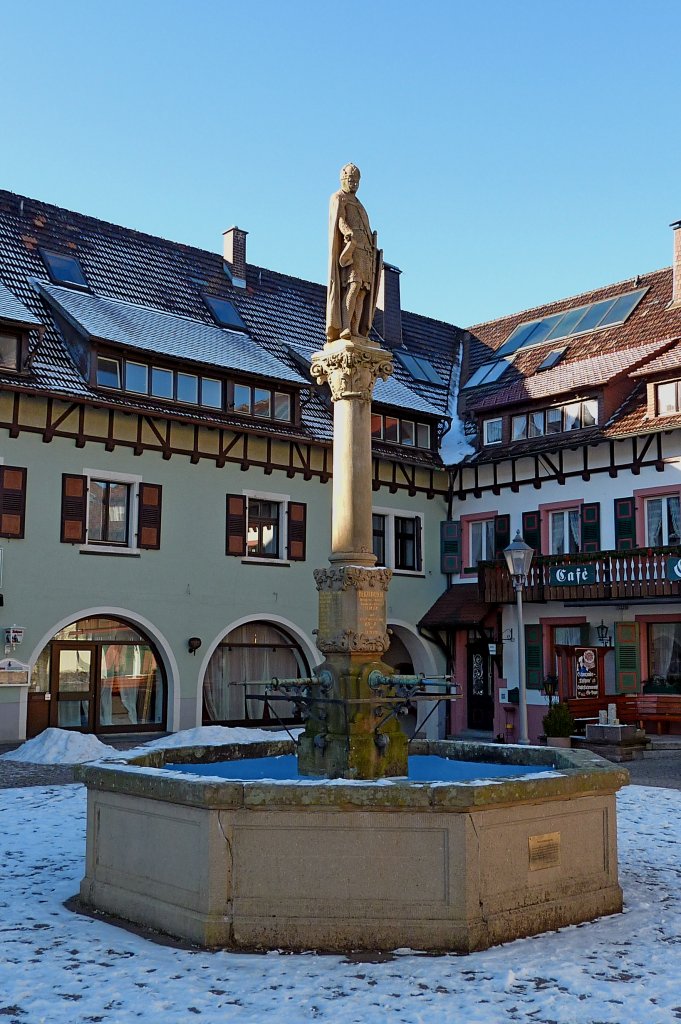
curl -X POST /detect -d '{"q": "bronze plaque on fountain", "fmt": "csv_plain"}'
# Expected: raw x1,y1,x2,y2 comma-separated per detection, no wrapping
528,832,561,870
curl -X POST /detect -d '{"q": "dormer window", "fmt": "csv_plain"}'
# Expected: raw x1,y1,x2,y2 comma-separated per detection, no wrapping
39,248,88,289
201,293,247,331
0,331,20,371
483,418,502,445
94,351,294,424
657,381,681,416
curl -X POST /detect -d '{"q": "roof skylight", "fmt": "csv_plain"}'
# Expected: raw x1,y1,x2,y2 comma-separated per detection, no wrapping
201,293,247,331
498,287,646,357
394,350,446,387
462,357,513,389
39,248,88,289
536,348,566,372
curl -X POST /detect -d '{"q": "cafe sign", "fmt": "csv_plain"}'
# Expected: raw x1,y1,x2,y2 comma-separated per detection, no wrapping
549,564,596,586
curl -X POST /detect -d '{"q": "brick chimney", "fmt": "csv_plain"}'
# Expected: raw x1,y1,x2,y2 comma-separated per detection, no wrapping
672,220,681,307
223,226,248,289
376,263,403,348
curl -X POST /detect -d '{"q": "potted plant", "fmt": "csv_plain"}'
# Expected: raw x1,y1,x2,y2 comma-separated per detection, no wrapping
542,702,575,748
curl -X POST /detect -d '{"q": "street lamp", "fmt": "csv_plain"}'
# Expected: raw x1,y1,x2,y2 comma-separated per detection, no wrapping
504,531,534,745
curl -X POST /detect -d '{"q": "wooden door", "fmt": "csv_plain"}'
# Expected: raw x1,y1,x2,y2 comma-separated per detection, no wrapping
50,644,97,731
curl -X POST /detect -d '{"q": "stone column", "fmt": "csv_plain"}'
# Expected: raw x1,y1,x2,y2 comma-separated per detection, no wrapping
297,335,408,779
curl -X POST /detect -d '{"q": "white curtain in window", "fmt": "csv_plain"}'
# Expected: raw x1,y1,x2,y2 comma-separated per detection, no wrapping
668,496,681,545
569,510,580,552
650,623,677,682
551,513,564,554
647,499,663,546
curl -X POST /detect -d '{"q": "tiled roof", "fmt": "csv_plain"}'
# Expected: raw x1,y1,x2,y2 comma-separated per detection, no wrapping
630,339,681,377
0,189,462,457
37,281,305,384
471,338,674,411
462,265,681,450
0,280,42,327
418,583,495,629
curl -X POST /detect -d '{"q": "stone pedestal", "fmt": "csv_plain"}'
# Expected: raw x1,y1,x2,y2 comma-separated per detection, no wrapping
297,565,408,778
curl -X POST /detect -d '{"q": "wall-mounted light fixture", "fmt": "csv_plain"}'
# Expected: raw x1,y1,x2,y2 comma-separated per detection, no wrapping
596,621,611,647
187,637,202,655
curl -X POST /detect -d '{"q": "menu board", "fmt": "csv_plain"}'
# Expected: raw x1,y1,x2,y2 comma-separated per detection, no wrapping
575,647,599,699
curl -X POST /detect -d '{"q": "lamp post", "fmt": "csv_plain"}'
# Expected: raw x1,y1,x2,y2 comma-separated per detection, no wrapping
504,531,534,745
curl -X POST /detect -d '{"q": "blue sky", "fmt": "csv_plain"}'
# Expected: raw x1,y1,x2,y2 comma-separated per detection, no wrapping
2,0,680,327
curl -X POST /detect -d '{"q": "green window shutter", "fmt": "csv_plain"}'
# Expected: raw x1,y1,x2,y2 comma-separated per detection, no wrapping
525,623,544,691
614,497,637,551
494,514,511,559
581,502,601,553
614,621,640,693
440,520,460,574
522,510,541,554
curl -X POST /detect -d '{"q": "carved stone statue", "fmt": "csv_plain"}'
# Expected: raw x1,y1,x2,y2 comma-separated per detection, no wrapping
326,164,383,341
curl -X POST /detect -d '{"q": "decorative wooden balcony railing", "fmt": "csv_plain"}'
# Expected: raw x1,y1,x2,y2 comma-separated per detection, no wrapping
479,547,681,604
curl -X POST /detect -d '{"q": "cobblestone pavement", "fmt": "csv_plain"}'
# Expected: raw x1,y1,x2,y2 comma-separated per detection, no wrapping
0,739,680,789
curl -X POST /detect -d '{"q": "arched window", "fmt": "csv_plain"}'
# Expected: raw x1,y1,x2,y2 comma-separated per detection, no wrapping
203,622,309,727
30,617,166,736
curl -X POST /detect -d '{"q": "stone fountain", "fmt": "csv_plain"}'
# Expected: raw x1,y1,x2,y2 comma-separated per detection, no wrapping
75,167,627,953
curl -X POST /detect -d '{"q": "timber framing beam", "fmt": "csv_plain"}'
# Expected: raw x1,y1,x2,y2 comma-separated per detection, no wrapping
0,391,448,497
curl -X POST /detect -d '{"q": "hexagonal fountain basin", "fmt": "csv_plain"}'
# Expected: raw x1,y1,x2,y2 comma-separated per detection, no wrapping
76,738,627,953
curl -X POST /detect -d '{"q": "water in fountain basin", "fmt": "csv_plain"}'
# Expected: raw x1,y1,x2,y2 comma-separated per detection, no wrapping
165,754,555,784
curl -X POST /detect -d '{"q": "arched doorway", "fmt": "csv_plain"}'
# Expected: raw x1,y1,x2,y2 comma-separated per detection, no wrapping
28,617,167,737
202,621,311,727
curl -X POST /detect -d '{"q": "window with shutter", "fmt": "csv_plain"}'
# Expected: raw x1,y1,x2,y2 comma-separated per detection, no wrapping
373,506,424,573
61,474,87,543
614,497,637,550
522,510,541,554
580,502,601,553
287,502,307,561
137,483,162,550
441,521,460,574
0,466,27,539
226,494,247,556
525,623,544,690
614,621,640,693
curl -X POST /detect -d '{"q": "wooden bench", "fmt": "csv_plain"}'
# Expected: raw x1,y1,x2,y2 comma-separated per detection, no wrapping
566,696,640,729
636,695,681,734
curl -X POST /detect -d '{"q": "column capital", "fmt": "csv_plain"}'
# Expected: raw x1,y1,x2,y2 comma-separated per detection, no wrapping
311,337,393,403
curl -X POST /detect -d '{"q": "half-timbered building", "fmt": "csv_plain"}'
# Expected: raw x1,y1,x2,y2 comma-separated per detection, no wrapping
424,219,681,741
0,190,461,743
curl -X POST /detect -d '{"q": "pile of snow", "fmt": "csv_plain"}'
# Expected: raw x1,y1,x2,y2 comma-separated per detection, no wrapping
0,728,121,765
1,725,302,765
439,344,475,465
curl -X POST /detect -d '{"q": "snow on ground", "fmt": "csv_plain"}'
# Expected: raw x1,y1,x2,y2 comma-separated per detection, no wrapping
0,783,680,1023
0,726,301,765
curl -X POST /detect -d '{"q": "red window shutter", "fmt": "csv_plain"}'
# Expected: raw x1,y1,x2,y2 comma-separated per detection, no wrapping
138,483,162,549
287,501,307,561
580,502,601,552
0,466,27,539
226,494,247,556
440,520,460,574
61,474,87,543
522,510,541,554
